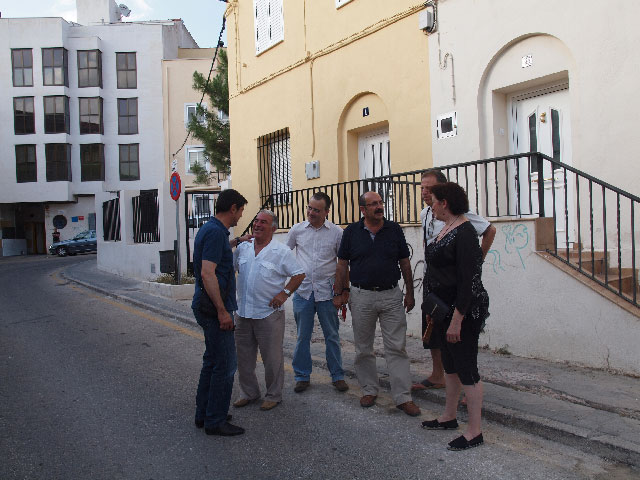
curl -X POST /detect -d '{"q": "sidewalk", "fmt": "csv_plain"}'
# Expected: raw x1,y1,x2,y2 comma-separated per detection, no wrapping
62,258,640,467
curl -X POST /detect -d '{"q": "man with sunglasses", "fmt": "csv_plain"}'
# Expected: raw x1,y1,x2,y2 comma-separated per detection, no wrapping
414,169,496,391
286,192,348,394
334,191,420,416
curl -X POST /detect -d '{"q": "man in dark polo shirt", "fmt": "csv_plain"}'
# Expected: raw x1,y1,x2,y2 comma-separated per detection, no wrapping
333,191,420,417
192,189,251,436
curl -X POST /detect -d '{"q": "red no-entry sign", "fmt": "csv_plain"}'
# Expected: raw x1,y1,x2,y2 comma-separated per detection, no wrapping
170,172,181,201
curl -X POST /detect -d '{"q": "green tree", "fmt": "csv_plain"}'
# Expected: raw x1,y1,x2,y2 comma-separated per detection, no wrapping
187,49,230,184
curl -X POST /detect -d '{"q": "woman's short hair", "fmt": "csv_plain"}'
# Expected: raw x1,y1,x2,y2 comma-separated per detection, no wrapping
430,182,469,215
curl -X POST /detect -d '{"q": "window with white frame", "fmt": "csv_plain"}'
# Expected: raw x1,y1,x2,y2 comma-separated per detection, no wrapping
186,146,209,174
184,103,207,128
335,0,355,8
254,0,284,56
217,109,229,124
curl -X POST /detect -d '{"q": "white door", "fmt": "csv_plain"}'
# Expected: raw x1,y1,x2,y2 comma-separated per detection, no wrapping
512,87,575,245
358,130,393,218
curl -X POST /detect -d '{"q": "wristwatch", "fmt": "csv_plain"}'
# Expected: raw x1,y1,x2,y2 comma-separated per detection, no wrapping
283,288,292,297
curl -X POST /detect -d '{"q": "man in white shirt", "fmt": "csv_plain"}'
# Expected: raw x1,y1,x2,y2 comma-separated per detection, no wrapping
232,210,306,411
286,192,348,394
414,169,496,391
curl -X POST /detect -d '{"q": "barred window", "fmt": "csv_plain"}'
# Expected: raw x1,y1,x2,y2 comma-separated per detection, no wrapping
117,98,138,135
79,97,103,134
77,50,102,87
15,145,37,183
119,144,139,181
12,49,33,87
14,97,35,135
258,128,292,205
45,144,71,182
102,198,121,241
42,47,68,86
80,144,105,181
133,189,160,243
116,52,137,89
44,96,70,134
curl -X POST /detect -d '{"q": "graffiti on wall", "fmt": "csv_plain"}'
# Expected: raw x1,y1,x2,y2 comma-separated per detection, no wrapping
486,223,530,275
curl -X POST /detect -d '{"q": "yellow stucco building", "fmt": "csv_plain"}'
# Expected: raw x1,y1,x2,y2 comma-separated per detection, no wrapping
226,1,433,232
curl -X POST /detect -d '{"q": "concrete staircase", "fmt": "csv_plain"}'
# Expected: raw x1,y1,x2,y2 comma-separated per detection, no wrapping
563,246,638,300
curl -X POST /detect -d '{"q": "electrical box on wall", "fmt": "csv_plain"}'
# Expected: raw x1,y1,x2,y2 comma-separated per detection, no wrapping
419,10,434,32
437,111,457,139
305,160,320,180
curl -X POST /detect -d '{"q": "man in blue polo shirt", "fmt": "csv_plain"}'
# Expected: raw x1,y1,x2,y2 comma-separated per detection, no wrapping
192,189,250,436
334,191,420,417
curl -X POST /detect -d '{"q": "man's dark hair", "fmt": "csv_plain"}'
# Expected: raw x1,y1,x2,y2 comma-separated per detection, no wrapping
311,191,331,210
358,191,384,207
430,182,469,215
421,169,448,184
215,189,248,214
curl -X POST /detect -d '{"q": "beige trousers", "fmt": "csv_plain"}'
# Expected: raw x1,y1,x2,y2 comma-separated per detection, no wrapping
234,310,286,403
349,286,412,405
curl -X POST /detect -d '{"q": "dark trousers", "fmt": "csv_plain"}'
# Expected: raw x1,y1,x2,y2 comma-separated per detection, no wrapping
193,308,237,428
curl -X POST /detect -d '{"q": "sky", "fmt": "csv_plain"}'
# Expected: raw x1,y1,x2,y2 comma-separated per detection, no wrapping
1,0,229,47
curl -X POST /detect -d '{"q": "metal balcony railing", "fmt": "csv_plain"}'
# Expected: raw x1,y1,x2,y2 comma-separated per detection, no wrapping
245,152,639,308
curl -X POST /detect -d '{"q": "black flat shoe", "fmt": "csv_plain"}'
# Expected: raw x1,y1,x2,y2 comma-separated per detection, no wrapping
421,418,459,430
447,433,483,450
205,421,245,436
195,415,232,428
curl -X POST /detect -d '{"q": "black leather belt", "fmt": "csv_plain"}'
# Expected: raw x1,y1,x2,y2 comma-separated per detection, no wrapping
352,283,397,292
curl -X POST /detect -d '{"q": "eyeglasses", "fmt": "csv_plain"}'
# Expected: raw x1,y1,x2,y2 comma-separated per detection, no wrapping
365,201,384,207
306,205,323,214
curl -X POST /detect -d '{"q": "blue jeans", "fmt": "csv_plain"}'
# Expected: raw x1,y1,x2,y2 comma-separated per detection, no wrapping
292,292,344,382
193,308,237,428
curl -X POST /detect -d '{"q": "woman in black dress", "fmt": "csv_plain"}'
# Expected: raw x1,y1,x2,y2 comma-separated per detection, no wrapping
420,182,489,451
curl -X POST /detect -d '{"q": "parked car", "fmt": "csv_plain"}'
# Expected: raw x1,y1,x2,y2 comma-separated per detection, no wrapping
49,230,97,257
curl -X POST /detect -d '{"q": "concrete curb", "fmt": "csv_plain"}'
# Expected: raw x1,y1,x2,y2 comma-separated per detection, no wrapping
62,267,640,467
61,270,197,328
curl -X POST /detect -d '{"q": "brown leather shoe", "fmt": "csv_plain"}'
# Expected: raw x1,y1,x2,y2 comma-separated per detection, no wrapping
332,380,349,392
360,395,377,408
294,381,310,393
233,397,259,408
259,400,280,411
396,401,421,417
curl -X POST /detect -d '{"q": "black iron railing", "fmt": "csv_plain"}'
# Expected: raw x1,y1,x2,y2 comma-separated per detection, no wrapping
242,152,639,307
132,189,160,243
185,190,221,274
102,197,121,241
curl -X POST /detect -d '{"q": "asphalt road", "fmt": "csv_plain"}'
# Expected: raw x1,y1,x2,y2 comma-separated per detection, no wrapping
0,256,636,480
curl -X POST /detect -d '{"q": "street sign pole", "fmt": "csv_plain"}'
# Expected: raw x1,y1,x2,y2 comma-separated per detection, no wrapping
175,198,181,285
170,172,182,284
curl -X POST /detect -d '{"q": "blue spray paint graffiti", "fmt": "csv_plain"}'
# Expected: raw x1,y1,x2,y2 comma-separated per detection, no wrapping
487,223,530,274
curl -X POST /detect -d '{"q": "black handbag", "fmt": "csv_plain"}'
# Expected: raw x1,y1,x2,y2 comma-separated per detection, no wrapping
423,292,451,325
199,269,232,317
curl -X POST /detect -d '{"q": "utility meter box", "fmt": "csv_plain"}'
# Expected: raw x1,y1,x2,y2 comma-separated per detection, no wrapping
419,10,434,32
305,160,320,180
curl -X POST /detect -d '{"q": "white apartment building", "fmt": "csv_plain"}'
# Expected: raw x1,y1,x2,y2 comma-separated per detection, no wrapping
0,0,197,277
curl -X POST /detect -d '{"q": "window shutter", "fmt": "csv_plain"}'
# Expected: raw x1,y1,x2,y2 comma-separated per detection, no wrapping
269,0,284,47
254,0,284,56
254,0,269,55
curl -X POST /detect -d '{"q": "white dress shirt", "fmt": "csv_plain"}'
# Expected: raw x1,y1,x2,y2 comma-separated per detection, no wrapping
286,220,343,302
234,239,305,319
